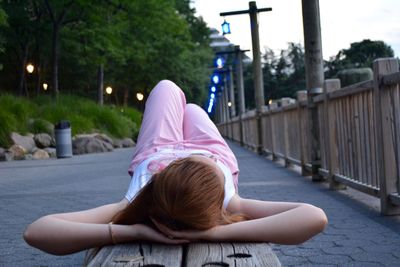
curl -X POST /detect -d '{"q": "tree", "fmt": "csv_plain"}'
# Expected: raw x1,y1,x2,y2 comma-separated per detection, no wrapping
325,39,394,78
0,1,7,58
0,0,46,96
262,42,305,102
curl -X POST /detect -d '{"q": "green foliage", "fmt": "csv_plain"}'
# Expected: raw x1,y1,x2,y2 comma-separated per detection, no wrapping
0,94,141,147
336,68,373,87
326,39,395,78
0,94,36,134
0,108,17,147
28,118,54,135
260,43,306,104
0,0,212,107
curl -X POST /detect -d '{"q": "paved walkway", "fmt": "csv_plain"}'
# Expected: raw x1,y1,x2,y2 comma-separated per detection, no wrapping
0,141,399,266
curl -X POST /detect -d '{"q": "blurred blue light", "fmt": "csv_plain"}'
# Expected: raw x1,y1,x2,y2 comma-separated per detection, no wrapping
221,20,231,35
215,57,224,69
211,86,216,92
212,74,219,84
211,93,215,99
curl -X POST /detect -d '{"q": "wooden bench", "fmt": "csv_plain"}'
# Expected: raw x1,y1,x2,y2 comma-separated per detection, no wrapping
87,242,281,266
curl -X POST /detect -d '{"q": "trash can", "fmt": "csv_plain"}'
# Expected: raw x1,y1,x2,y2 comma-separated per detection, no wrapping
55,120,72,158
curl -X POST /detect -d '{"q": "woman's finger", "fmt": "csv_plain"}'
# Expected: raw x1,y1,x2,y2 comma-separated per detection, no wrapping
151,218,177,237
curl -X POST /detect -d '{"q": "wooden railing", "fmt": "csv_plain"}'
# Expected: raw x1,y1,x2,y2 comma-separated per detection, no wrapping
217,58,400,215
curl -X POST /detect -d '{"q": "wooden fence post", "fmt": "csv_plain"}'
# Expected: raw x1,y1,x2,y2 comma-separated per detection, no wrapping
373,58,400,214
373,58,400,215
269,102,278,161
324,79,346,190
302,0,324,181
281,98,292,167
297,91,309,176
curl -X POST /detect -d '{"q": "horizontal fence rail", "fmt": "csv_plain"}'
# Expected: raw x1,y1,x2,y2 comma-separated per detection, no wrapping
217,58,400,215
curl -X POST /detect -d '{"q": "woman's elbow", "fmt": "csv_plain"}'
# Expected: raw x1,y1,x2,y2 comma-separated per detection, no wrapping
305,204,328,233
23,216,65,256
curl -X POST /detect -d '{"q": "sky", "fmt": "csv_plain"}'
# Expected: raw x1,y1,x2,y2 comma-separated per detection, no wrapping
192,0,400,60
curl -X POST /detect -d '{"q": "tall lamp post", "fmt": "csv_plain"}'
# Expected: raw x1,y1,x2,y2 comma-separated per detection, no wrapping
220,1,272,154
302,0,324,181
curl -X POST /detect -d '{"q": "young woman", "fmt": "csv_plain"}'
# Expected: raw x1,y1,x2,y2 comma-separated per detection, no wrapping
23,80,328,256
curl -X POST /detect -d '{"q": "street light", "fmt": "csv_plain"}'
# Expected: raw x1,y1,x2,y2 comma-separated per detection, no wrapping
43,83,48,90
221,19,231,35
228,101,232,107
215,57,225,69
136,92,144,101
212,74,220,84
26,64,34,73
105,86,113,95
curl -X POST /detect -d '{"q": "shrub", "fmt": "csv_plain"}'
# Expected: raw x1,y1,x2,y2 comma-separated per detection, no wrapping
27,118,54,136
0,94,37,134
0,93,142,144
0,109,17,147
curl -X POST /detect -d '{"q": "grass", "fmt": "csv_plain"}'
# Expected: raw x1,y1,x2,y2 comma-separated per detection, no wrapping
0,94,142,148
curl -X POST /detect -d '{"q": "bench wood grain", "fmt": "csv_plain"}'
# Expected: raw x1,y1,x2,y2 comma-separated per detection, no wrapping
87,242,281,267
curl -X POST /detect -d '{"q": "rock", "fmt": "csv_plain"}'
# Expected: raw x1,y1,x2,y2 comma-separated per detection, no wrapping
113,139,123,148
10,132,36,153
121,138,135,148
27,118,55,137
94,134,114,147
44,147,57,158
0,147,14,161
34,133,54,148
8,144,26,160
0,148,13,161
32,149,50,160
24,154,33,160
72,136,113,155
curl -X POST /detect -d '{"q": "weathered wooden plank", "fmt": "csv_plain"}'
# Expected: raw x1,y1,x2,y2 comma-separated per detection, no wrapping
185,243,281,267
373,58,400,215
87,243,183,267
314,80,374,103
356,93,364,184
367,91,378,188
333,174,380,197
391,85,400,195
381,71,400,86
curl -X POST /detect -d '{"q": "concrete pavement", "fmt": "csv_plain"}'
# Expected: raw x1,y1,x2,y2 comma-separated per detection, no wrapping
1,141,399,266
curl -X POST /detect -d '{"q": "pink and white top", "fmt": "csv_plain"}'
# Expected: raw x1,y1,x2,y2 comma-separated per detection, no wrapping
125,148,236,209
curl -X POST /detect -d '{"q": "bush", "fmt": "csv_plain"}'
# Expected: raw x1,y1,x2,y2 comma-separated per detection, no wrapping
27,118,54,136
0,94,37,135
0,93,142,146
0,109,17,147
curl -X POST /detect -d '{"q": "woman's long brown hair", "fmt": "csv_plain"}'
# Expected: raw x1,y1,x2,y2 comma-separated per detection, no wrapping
112,157,247,230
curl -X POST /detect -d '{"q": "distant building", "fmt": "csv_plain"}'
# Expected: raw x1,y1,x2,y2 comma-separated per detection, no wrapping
209,28,251,64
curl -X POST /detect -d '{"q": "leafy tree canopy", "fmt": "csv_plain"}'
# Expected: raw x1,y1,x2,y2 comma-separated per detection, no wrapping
325,39,394,78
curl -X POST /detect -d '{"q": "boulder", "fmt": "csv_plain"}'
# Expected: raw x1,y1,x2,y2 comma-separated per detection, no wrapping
113,139,123,148
34,133,54,148
32,149,50,160
121,138,135,148
0,148,13,161
24,154,33,160
27,118,55,137
8,144,26,160
94,133,114,147
73,136,113,155
44,147,57,158
114,139,122,148
10,132,36,153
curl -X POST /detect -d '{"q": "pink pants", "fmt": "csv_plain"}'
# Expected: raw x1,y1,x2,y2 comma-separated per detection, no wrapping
128,80,239,188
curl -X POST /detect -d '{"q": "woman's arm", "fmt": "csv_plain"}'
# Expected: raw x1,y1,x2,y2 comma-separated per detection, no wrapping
23,199,185,255
209,195,328,244
154,194,328,245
